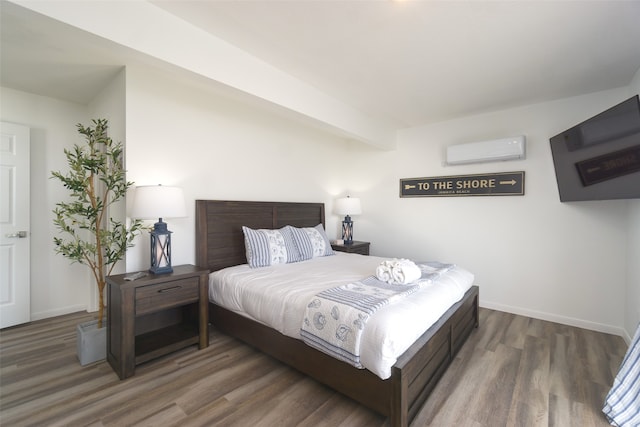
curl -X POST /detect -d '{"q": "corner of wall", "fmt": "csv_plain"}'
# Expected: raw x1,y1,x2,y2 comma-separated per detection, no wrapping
88,69,128,279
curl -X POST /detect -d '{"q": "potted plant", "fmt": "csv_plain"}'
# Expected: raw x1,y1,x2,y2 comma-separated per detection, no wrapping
51,118,142,365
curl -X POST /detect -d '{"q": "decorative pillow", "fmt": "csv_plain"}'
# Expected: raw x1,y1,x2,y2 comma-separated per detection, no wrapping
289,224,334,259
242,226,304,268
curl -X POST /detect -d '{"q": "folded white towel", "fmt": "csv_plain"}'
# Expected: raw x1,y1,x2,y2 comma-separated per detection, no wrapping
375,264,393,282
375,259,421,285
390,259,421,285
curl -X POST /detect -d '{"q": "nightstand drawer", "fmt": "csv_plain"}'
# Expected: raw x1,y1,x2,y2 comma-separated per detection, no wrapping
135,277,199,315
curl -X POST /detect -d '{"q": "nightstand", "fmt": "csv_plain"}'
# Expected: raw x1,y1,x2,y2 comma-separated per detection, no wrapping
106,264,209,379
331,240,370,255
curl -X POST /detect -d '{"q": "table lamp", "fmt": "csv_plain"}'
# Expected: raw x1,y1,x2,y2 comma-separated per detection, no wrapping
334,196,362,245
131,185,186,274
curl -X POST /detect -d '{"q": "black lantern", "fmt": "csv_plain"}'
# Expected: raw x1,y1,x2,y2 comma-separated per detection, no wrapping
149,219,173,274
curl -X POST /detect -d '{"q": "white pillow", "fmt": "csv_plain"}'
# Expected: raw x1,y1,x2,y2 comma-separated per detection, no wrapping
289,224,334,259
242,226,304,268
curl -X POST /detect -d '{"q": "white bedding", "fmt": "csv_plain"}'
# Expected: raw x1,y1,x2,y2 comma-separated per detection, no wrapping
208,252,474,379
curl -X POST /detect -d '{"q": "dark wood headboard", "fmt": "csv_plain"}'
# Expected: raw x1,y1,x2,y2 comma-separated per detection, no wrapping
195,200,326,272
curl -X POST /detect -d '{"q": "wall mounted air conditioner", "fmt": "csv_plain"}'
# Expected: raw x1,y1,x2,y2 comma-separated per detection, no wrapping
446,135,526,165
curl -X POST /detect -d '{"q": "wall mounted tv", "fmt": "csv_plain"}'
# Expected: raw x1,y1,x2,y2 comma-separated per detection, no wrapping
550,95,640,202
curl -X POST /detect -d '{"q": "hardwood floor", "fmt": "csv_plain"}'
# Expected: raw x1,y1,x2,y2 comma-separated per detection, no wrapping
0,308,626,426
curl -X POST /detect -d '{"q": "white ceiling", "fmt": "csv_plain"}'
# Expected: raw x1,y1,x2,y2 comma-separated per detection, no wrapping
3,0,640,130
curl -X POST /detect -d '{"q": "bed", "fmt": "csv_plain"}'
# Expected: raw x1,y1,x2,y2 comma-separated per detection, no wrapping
195,200,479,427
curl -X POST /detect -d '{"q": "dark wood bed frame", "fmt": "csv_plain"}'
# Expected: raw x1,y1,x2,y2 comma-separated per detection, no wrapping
195,200,479,427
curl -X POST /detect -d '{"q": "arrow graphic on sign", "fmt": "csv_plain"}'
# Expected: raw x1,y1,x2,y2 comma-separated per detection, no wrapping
404,184,416,190
499,180,516,185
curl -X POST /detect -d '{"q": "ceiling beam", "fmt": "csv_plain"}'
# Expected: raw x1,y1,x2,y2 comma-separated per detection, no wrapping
12,0,396,150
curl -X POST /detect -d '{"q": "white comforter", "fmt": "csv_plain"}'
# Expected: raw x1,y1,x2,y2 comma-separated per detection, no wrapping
208,252,474,379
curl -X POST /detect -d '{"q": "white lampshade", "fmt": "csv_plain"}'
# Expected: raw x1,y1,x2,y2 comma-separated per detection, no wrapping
334,197,362,216
130,185,187,220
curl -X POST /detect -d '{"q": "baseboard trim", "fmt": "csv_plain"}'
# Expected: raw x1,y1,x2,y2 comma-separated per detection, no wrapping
31,304,89,322
480,300,631,344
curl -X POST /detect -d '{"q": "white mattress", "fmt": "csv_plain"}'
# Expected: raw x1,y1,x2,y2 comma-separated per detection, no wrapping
208,252,474,379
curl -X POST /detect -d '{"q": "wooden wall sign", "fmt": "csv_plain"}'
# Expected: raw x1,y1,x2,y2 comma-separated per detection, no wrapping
400,171,525,197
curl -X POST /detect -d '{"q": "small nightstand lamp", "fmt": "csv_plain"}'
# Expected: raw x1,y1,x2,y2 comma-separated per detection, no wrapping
131,185,186,274
335,196,362,245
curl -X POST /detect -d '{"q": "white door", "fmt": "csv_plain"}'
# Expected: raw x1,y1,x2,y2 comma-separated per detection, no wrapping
0,122,30,328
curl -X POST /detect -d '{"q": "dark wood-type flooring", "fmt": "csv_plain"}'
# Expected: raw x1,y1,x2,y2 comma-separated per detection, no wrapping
0,308,627,426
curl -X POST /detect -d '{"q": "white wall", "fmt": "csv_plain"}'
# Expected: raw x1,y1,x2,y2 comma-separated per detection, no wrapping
625,70,640,339
123,64,352,272
1,86,91,320
0,70,126,321
628,202,640,340
350,88,633,337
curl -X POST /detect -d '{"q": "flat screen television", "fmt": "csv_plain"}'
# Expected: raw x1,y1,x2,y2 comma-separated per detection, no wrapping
550,95,640,202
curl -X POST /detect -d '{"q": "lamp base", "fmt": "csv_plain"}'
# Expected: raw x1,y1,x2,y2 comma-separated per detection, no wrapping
149,265,173,275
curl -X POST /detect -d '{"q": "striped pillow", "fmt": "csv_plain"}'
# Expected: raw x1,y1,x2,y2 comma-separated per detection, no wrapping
242,226,304,268
289,224,334,259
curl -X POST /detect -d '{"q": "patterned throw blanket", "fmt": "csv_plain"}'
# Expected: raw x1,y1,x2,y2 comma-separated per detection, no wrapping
300,276,418,367
300,262,454,368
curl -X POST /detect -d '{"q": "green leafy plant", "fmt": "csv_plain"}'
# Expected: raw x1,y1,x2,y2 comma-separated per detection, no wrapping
51,119,143,328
